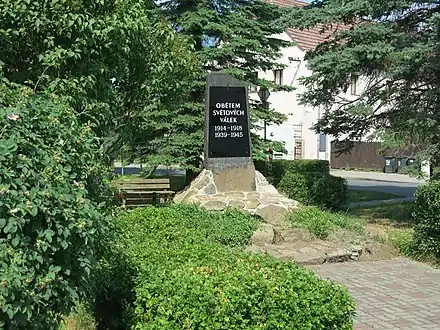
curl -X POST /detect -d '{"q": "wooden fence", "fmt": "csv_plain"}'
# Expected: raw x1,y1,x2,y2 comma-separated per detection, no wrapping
330,141,417,170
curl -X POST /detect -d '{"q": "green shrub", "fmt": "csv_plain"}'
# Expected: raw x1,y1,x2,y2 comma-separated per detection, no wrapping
412,181,440,262
271,159,330,186
118,204,258,248
289,206,363,239
0,95,112,329
387,229,415,256
278,172,348,210
113,205,356,329
59,304,96,330
312,174,348,210
278,172,310,203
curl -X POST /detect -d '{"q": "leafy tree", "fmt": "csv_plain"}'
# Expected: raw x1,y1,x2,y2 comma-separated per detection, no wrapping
157,0,294,163
0,0,198,163
288,0,440,170
0,77,112,329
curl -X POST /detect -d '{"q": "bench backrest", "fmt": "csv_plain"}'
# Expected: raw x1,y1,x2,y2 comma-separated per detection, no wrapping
115,178,171,191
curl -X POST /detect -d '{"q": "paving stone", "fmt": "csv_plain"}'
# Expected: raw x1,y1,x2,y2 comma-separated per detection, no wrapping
309,258,440,329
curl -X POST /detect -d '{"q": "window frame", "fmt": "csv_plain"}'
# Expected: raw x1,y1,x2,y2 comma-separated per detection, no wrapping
273,69,283,85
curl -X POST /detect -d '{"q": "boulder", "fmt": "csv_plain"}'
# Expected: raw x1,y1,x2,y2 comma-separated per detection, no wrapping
250,223,275,245
255,204,290,227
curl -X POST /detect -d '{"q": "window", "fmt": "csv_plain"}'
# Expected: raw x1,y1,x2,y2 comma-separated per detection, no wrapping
273,69,283,85
248,72,258,93
350,74,359,96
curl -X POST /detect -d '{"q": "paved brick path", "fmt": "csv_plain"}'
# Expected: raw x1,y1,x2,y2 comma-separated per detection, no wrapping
310,258,440,329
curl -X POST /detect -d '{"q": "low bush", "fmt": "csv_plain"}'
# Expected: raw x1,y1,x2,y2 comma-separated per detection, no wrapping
312,174,348,210
118,203,258,248
271,159,330,186
59,304,96,330
387,229,415,256
289,206,363,239
412,181,440,262
105,204,356,329
278,172,348,210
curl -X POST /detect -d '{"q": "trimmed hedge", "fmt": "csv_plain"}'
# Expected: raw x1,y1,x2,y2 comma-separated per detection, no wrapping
272,159,330,186
103,204,356,329
412,181,440,262
255,159,330,186
279,172,348,210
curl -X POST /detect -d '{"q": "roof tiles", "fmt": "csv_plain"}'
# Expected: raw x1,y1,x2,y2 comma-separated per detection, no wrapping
269,0,349,51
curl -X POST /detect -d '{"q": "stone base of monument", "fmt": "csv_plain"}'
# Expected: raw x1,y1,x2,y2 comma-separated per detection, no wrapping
174,169,300,226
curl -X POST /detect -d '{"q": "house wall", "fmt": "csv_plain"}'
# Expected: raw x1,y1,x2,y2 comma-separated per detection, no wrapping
250,32,331,161
250,32,370,162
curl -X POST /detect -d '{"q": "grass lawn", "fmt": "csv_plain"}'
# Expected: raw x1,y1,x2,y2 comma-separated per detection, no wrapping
347,202,415,253
348,189,404,203
289,202,416,257
348,202,415,226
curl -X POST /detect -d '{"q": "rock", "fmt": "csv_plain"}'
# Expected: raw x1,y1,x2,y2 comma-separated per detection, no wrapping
244,198,261,209
193,172,211,190
349,245,363,260
174,169,299,219
325,249,352,263
272,228,285,245
201,200,228,211
299,246,319,254
255,171,279,194
250,223,275,245
280,228,312,242
255,204,290,227
174,187,198,203
294,253,326,265
229,200,245,209
203,183,217,195
214,168,255,192
246,192,261,200
225,191,246,199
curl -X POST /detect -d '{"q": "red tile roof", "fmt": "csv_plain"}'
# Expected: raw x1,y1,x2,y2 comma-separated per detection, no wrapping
269,0,350,51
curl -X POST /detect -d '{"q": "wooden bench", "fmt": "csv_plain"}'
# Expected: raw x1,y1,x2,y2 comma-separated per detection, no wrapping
115,178,175,208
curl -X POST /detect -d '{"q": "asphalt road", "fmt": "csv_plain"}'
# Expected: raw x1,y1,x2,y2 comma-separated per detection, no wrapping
346,178,419,198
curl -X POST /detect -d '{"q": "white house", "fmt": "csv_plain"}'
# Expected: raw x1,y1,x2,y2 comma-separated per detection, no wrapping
251,0,361,162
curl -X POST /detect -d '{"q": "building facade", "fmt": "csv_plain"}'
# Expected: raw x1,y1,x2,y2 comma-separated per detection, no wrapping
251,0,359,162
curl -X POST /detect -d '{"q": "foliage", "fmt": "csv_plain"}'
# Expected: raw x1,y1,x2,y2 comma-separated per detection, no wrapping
159,0,294,162
59,304,96,330
111,204,356,329
119,204,258,248
279,171,348,210
412,181,440,262
289,206,363,239
312,174,348,210
387,228,414,257
278,172,310,203
287,0,440,171
271,159,330,186
0,0,198,165
92,242,135,330
0,89,112,328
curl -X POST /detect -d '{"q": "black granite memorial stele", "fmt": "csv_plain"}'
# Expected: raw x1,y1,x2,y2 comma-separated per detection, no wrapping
204,72,256,192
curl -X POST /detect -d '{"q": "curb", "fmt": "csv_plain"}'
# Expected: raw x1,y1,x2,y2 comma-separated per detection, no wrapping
343,177,424,184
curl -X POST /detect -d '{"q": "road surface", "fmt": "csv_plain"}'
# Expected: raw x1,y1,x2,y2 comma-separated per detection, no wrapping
330,170,424,198
346,178,419,198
